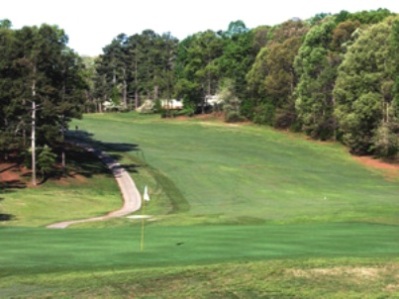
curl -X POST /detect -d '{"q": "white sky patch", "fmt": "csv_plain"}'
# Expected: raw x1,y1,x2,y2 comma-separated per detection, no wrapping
2,0,399,56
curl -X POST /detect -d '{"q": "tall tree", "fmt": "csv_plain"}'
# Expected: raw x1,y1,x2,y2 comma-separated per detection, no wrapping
0,24,87,183
334,17,399,156
94,30,179,109
294,18,338,139
175,30,223,112
245,20,308,126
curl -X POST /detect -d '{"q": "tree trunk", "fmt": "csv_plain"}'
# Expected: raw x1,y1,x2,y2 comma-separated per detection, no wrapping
154,85,159,100
122,68,127,108
61,150,66,173
61,116,66,173
135,90,139,109
134,58,139,109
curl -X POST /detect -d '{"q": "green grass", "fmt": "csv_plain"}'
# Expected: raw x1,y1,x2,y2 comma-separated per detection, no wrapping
0,147,122,227
73,112,399,226
1,112,399,298
1,223,399,298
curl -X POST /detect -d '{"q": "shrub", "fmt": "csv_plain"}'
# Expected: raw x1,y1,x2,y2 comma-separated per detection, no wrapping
225,111,244,123
253,103,275,125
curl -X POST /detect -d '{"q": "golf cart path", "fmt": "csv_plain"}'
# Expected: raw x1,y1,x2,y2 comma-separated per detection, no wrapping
47,145,142,229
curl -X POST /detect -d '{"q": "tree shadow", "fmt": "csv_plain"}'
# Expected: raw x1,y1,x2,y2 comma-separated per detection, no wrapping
0,198,15,222
1,180,26,189
0,163,18,174
61,129,141,178
0,163,27,191
0,213,14,221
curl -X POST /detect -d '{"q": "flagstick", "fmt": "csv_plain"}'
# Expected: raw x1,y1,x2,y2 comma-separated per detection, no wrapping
140,200,146,252
140,185,150,252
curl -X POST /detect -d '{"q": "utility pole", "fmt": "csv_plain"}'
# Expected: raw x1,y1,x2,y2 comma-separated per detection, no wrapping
61,115,66,172
31,99,36,186
31,69,37,186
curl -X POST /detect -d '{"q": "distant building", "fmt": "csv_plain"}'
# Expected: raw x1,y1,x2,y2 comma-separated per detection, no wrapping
102,100,122,112
205,95,223,107
160,99,183,110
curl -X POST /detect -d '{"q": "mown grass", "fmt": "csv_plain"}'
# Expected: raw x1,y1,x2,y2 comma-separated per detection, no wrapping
74,112,399,226
1,223,399,298
1,112,399,298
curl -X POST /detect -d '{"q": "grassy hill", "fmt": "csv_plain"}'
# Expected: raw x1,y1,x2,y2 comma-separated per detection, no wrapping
75,113,399,226
1,112,399,298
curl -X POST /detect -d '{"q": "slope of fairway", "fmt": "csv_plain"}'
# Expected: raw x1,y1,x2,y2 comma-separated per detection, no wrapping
73,113,399,226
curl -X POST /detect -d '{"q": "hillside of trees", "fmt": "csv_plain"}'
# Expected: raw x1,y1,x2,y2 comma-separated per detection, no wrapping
1,8,399,182
91,9,399,158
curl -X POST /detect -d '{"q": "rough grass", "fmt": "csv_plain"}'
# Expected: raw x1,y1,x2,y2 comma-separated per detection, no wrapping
0,147,121,227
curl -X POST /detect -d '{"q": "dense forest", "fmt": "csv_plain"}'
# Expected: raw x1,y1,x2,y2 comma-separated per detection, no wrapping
1,8,399,180
88,9,399,158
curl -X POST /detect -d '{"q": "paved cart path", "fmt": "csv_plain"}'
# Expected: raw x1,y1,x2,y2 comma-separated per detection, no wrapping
47,145,142,229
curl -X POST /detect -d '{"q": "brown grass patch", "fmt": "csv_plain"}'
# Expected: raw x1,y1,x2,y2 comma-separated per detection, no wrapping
289,266,385,280
353,156,399,180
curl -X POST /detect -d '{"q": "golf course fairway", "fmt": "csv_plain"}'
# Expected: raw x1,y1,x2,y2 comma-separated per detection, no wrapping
1,112,398,298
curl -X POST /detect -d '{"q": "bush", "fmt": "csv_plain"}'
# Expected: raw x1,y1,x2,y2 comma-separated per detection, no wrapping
225,111,244,123
253,103,275,125
37,145,57,177
371,123,399,158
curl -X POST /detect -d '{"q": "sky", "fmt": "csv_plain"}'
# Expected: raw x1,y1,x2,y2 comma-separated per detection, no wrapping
2,0,399,57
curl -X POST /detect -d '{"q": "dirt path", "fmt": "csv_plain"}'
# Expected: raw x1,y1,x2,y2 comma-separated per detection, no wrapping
47,146,142,229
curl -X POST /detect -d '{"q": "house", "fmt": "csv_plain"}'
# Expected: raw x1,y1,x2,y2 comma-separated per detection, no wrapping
205,95,223,107
160,99,183,110
102,100,123,112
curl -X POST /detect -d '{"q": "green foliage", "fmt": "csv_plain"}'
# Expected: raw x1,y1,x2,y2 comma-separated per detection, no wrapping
37,145,57,177
334,18,399,156
218,79,243,122
294,17,358,140
308,12,331,25
93,31,179,109
247,20,308,129
175,30,224,111
225,20,248,37
0,19,11,29
246,47,269,101
253,103,275,125
371,123,399,158
347,8,394,24
0,24,87,164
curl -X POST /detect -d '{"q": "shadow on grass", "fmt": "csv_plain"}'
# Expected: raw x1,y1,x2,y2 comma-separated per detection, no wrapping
0,180,26,189
0,164,27,191
0,198,15,222
0,213,14,221
63,130,140,178
68,128,191,213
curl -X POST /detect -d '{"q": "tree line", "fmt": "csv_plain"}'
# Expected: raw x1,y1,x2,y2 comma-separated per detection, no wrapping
92,9,399,158
1,8,399,183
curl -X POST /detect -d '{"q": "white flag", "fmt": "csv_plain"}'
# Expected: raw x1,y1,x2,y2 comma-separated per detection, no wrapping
143,185,150,201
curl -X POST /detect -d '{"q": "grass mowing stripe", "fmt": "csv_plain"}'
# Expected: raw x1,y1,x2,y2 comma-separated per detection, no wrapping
1,222,399,277
72,113,399,226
